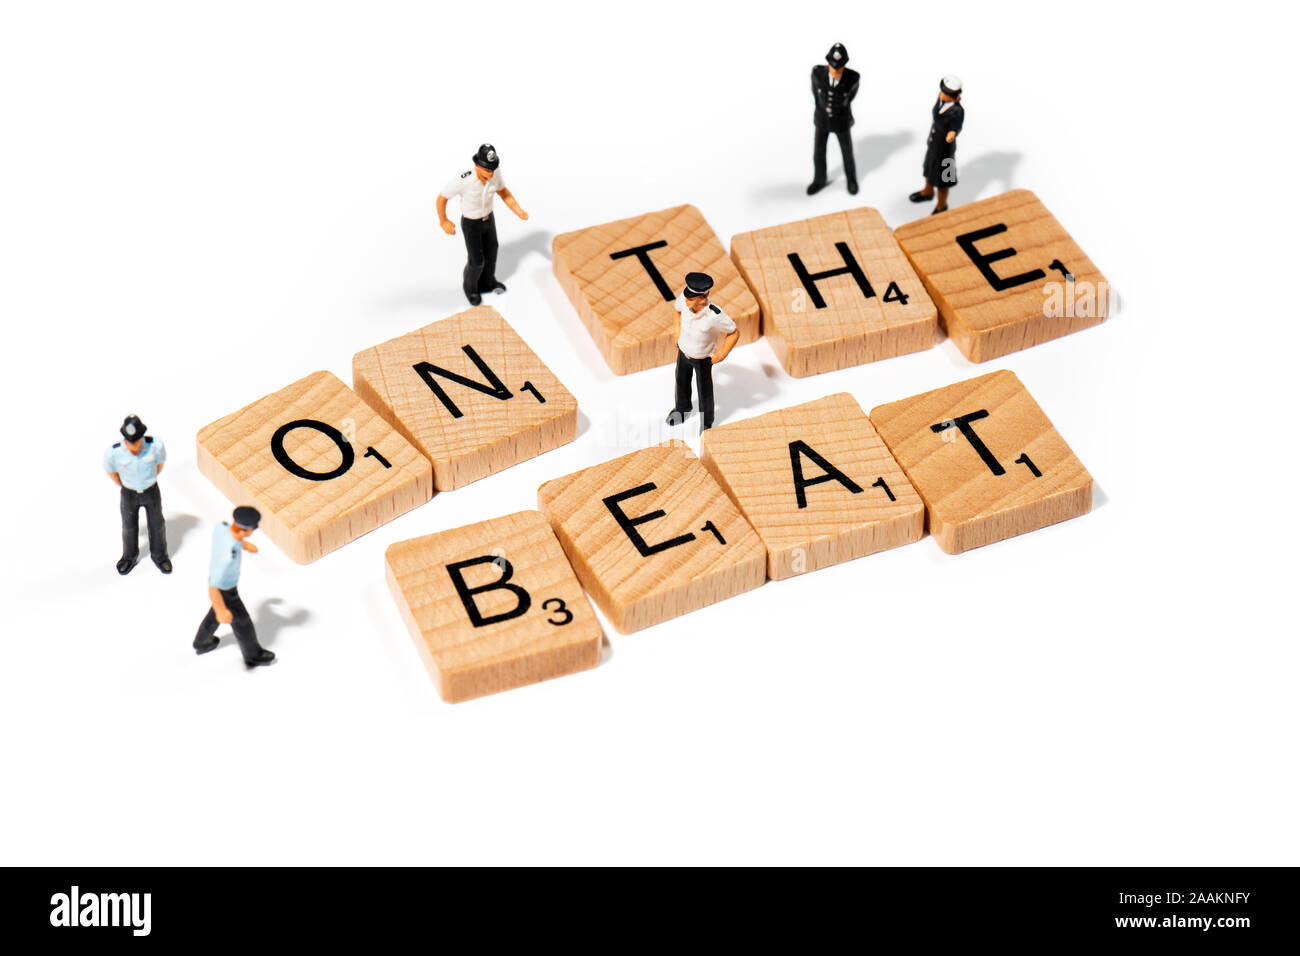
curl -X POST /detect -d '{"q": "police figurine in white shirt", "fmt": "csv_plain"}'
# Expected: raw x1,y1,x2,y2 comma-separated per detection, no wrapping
193,506,275,668
437,143,530,305
103,414,171,575
665,272,738,432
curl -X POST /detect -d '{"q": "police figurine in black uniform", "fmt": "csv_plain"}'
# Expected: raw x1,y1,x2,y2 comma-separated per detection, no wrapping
807,43,860,196
103,414,171,575
909,76,965,215
437,144,530,305
665,272,738,432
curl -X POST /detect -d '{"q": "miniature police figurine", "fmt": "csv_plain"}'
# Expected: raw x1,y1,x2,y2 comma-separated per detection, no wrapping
103,414,171,575
808,43,860,196
664,272,738,432
193,506,276,668
437,144,530,306
909,76,965,215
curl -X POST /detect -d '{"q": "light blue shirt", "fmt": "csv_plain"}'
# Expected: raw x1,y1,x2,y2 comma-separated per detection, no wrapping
103,437,166,492
209,523,244,590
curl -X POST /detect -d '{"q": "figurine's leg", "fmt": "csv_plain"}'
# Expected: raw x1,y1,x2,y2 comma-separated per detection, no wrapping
667,349,692,425
696,358,715,430
142,483,170,570
477,213,501,292
934,187,950,213
226,589,274,666
461,217,485,304
118,488,140,573
808,126,829,193
836,128,857,192
193,606,220,653
909,177,935,203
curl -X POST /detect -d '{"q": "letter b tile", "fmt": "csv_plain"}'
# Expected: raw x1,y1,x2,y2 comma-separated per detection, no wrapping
385,510,602,703
537,443,766,633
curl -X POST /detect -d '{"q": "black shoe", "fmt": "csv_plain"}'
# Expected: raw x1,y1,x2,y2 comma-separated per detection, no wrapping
931,206,949,216
245,649,276,667
194,638,220,655
466,291,482,306
806,180,827,196
665,409,687,427
847,180,859,195
701,421,714,432
908,191,933,203
116,555,138,575
481,280,506,294
153,557,172,574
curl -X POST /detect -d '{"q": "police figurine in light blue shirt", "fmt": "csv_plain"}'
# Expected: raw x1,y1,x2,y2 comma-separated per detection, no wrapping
103,414,171,575
193,506,276,667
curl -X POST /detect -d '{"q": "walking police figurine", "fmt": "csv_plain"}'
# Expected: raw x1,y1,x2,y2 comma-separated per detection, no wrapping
808,43,860,196
909,76,965,215
193,506,276,668
103,414,171,575
437,144,530,305
664,272,738,432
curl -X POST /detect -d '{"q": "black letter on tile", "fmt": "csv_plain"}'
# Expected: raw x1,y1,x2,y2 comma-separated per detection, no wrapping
789,440,864,509
603,483,696,557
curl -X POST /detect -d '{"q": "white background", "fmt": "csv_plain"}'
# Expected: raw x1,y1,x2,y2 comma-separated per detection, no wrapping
2,1,1296,865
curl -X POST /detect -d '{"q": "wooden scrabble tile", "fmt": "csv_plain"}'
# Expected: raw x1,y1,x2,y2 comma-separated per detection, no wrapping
196,370,433,564
352,306,578,490
552,204,760,375
537,442,766,633
700,393,924,579
894,189,1111,362
869,370,1092,554
730,207,938,377
385,510,602,703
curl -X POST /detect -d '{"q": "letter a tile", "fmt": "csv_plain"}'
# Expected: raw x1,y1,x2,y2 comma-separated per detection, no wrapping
385,511,602,703
894,189,1111,362
352,306,578,490
701,393,924,579
196,370,433,563
537,443,766,633
869,370,1093,554
730,207,938,377
552,204,760,375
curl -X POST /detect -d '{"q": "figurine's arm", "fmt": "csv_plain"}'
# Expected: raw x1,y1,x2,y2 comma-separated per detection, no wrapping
498,188,529,221
209,586,233,624
106,470,122,488
711,328,739,364
156,463,165,475
242,541,259,554
946,130,957,144
437,194,456,235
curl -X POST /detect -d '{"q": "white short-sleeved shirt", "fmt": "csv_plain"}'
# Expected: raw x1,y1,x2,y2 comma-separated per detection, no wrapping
103,437,166,492
209,523,244,590
440,169,506,221
675,294,736,360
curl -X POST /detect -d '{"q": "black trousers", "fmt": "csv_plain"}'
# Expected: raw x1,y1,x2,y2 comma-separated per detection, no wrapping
673,349,715,429
120,483,168,563
461,213,499,298
194,587,266,663
813,124,856,186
